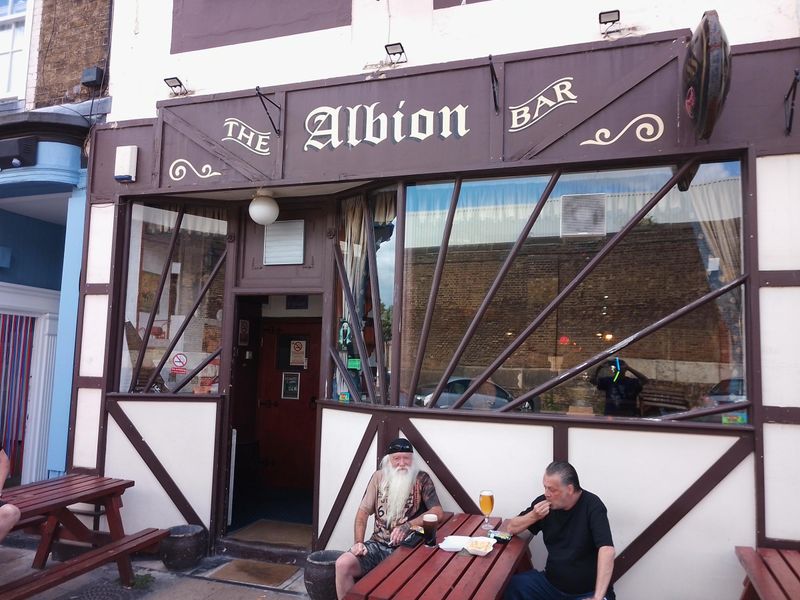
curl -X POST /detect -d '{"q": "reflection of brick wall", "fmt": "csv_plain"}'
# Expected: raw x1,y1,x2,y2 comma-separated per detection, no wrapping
34,0,111,108
401,223,736,399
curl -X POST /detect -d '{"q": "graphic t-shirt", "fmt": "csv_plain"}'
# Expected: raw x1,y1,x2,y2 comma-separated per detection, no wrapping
359,470,440,544
520,490,614,594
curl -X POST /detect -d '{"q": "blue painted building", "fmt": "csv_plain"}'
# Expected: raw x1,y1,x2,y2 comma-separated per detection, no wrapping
0,112,89,483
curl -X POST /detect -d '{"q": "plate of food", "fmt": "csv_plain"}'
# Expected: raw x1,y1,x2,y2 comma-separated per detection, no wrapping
438,535,472,552
464,536,497,556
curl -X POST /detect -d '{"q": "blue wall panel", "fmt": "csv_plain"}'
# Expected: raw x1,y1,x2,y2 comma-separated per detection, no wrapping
0,209,66,290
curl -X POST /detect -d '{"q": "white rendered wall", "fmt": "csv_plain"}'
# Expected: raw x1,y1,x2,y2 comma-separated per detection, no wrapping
107,0,800,122
763,423,800,540
104,401,217,531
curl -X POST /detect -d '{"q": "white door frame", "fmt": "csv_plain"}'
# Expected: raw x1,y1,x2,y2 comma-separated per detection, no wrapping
0,282,60,483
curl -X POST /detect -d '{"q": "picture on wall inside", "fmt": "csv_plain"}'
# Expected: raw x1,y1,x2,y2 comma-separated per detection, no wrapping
281,372,300,399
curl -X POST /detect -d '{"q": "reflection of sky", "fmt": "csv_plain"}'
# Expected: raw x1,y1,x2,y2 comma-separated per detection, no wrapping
376,233,395,308
406,162,741,211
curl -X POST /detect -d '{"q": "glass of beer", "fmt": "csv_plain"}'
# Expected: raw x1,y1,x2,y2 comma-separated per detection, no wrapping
479,490,494,530
422,513,438,547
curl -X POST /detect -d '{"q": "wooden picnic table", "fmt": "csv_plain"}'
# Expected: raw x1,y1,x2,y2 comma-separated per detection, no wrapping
345,513,532,600
0,473,168,599
735,546,800,599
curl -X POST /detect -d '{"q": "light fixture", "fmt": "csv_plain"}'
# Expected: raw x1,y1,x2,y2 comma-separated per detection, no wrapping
599,10,620,25
384,42,407,65
249,189,279,225
164,76,189,96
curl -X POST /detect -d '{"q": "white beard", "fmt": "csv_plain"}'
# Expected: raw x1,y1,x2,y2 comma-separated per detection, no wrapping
381,459,419,526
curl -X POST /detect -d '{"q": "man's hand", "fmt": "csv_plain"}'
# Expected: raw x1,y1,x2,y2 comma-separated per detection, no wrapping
349,542,367,556
389,523,410,546
531,499,551,520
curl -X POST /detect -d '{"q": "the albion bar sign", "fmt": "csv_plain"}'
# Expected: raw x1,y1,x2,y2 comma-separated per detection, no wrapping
303,101,471,151
93,25,797,196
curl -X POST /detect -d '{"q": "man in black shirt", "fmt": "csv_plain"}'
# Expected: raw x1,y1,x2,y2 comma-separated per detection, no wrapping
591,358,648,417
0,440,21,543
503,462,615,600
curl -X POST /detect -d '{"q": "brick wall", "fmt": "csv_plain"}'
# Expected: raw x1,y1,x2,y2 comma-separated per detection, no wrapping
34,0,111,108
399,222,743,409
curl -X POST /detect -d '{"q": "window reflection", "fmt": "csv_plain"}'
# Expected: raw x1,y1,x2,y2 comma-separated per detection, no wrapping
398,161,744,419
119,203,227,394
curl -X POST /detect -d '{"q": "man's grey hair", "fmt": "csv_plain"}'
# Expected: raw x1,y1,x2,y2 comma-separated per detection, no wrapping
545,461,581,491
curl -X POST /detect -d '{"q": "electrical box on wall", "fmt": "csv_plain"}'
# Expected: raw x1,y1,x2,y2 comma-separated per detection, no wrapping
114,145,138,182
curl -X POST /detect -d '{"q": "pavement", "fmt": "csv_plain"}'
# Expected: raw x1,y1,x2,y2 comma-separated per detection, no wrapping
0,535,313,600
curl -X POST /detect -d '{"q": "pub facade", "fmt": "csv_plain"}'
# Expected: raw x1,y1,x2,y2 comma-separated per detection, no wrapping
69,2,800,597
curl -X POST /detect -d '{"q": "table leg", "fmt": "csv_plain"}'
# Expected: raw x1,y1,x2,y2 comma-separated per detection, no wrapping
104,495,134,587
32,515,59,569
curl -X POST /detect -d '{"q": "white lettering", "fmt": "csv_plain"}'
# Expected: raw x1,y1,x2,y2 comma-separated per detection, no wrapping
393,101,406,143
439,104,470,138
303,100,471,150
410,109,434,141
553,79,577,103
304,106,343,151
346,105,364,147
507,76,578,133
363,102,388,146
510,106,531,131
221,118,271,156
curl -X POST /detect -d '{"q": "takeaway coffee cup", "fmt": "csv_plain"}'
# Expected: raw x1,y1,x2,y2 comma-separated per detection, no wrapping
423,513,438,547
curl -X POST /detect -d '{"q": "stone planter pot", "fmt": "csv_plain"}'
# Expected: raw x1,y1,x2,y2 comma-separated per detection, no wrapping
159,524,207,571
304,549,343,600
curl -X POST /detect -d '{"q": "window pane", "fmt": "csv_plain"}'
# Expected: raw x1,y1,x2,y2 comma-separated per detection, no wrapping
0,53,10,94
119,203,228,394
12,0,26,15
12,21,24,49
9,49,24,94
0,2,9,17
334,191,396,403
0,24,13,52
399,161,744,419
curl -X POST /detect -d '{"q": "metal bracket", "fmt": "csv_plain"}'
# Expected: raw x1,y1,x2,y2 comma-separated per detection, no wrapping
488,55,500,115
784,68,800,135
255,86,281,137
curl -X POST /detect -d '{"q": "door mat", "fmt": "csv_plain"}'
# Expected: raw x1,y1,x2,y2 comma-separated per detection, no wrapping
228,519,312,548
207,559,299,587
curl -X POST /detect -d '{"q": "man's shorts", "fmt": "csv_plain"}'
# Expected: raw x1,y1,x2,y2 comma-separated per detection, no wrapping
356,540,394,576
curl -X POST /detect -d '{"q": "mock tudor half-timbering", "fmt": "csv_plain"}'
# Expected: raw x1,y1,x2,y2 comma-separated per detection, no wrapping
71,17,800,599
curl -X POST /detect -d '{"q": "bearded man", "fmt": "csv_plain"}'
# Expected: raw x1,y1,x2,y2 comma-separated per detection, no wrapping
335,438,443,599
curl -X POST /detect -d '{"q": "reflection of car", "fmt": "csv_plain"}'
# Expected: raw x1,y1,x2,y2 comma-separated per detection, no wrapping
699,378,747,424
701,378,746,407
413,378,515,410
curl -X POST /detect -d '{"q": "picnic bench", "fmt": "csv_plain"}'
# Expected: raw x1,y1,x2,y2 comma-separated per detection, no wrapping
638,386,690,416
345,512,532,600
735,546,800,599
0,473,169,597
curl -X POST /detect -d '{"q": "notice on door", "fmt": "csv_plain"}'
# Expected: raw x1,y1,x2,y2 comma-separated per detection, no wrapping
282,372,300,399
289,340,306,367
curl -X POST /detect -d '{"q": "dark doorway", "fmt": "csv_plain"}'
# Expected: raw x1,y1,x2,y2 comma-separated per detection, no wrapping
228,296,320,537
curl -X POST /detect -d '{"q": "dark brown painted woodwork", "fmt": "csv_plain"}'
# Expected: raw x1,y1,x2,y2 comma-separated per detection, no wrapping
171,0,351,54
363,198,389,403
106,400,204,526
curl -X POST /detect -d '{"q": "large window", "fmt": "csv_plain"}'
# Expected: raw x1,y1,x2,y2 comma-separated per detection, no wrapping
334,161,746,422
118,203,228,395
0,0,28,99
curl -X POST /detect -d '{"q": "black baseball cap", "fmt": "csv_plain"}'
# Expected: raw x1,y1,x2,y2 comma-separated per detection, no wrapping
387,438,413,455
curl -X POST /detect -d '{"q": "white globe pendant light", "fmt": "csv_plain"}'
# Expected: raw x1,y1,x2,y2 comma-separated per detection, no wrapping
249,189,279,225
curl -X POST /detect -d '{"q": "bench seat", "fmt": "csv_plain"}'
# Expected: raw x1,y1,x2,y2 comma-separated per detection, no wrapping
639,388,690,415
735,546,800,599
0,527,169,600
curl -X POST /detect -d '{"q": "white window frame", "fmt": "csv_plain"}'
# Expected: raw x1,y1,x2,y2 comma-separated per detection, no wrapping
0,0,33,101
